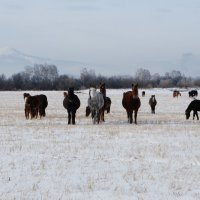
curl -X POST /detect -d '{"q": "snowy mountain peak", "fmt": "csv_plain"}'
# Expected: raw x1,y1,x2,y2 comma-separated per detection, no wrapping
0,47,21,56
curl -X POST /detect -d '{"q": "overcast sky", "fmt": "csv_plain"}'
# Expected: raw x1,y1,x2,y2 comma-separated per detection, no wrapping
1,0,200,76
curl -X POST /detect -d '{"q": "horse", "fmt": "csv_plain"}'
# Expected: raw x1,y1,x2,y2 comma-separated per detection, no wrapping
173,90,181,98
142,91,145,97
23,93,48,119
85,96,111,117
122,84,141,124
189,90,198,98
87,87,104,124
38,94,48,117
99,83,112,121
185,99,200,120
63,88,80,125
149,95,157,114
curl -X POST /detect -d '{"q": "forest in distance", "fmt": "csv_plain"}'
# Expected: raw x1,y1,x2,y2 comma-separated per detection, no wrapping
0,64,200,90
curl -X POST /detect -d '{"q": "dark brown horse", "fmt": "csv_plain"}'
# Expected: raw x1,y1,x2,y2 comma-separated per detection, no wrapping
99,83,112,121
149,95,157,114
142,91,145,97
122,84,141,124
63,88,80,125
23,93,48,119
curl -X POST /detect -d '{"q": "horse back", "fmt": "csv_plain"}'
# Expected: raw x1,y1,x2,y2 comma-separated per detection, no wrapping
189,99,200,111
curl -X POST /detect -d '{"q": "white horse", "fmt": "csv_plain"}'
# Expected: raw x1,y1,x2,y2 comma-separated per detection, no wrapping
88,87,104,124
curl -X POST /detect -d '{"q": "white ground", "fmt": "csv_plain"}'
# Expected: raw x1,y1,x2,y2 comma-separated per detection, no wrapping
0,89,200,200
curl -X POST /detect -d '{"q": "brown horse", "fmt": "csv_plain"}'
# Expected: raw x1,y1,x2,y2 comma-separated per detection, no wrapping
149,95,157,114
173,90,181,98
122,84,141,124
99,83,112,121
142,91,145,97
23,93,48,119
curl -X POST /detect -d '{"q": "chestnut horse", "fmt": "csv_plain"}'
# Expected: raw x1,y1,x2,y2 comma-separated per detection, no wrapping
173,90,181,98
63,88,80,125
122,84,141,124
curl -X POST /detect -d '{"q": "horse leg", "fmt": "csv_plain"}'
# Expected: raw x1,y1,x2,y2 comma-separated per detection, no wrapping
196,111,199,120
25,108,28,119
152,106,155,114
101,109,105,122
134,110,138,124
72,111,76,125
92,110,96,124
97,110,101,124
126,109,131,123
68,111,71,124
129,110,133,124
193,111,195,120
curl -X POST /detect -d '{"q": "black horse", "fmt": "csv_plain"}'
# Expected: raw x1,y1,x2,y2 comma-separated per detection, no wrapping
185,99,200,120
149,95,157,114
189,90,198,98
63,88,80,125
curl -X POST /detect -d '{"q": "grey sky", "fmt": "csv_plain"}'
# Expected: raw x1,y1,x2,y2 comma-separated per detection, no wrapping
1,0,200,76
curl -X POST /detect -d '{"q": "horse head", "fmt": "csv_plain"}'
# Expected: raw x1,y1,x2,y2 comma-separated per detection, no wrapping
131,83,138,97
100,83,106,96
68,87,74,98
89,87,97,99
23,93,30,102
185,109,190,119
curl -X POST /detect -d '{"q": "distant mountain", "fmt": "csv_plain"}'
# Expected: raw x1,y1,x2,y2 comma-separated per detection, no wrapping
0,47,85,77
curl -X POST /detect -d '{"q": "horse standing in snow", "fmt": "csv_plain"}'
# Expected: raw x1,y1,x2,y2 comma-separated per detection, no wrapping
87,87,104,124
99,83,112,121
189,90,198,98
23,93,48,119
86,83,111,119
122,84,141,124
149,95,157,114
173,90,181,98
185,99,200,120
63,88,80,125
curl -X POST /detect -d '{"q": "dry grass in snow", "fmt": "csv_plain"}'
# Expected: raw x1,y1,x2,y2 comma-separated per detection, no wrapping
0,89,200,200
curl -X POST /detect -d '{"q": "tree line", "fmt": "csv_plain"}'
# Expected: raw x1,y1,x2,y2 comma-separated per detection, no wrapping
0,64,199,90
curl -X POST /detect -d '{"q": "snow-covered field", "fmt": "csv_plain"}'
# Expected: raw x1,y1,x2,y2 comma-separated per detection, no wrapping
0,89,200,200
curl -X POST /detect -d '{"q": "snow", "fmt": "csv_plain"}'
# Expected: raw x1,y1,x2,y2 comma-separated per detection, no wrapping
0,89,200,199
